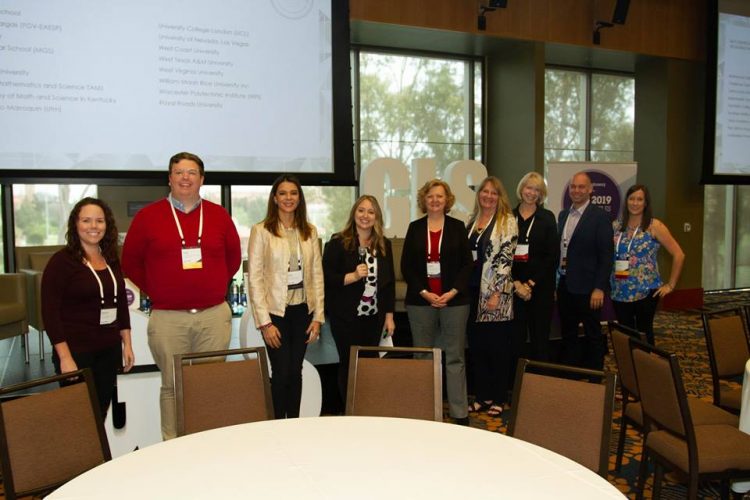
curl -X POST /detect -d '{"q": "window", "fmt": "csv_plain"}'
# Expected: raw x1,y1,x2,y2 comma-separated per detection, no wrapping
231,185,357,259
703,184,750,290
354,49,483,177
545,68,635,163
13,184,97,247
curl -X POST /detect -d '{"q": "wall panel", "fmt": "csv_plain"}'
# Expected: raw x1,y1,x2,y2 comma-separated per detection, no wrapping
350,0,706,61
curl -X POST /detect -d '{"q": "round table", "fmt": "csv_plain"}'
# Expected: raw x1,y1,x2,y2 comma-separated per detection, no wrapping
732,358,750,494
48,416,624,499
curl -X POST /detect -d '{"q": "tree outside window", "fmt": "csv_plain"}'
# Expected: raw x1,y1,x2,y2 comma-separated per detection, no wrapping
544,68,634,163
357,50,482,177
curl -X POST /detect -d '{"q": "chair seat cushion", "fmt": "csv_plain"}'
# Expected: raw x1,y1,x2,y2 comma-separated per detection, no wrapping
624,400,643,425
623,398,739,428
0,303,26,324
719,385,742,411
646,424,750,473
689,398,740,427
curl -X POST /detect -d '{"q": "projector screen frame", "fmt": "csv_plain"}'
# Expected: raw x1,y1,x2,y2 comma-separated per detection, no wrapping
702,0,750,185
0,0,356,187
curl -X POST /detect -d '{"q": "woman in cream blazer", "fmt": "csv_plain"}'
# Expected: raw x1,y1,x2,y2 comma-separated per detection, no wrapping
248,175,324,419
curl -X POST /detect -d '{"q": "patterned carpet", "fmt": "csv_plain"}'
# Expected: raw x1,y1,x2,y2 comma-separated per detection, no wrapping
463,291,750,499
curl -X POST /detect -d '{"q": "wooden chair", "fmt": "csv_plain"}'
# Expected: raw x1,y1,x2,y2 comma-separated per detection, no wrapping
174,347,273,437
0,369,111,500
507,359,616,477
345,346,442,422
631,341,750,500
608,322,737,473
701,307,750,413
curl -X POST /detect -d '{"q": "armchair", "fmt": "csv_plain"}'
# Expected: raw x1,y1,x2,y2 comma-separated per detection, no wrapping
14,245,64,362
0,274,29,361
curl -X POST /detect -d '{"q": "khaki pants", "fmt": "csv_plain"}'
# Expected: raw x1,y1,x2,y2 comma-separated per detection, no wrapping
148,302,232,440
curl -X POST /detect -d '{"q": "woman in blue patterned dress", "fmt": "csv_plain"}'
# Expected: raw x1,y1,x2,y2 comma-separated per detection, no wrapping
466,176,518,417
611,184,685,345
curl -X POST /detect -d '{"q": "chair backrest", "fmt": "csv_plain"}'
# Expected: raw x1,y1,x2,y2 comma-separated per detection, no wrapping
174,347,273,436
0,369,111,500
608,321,646,399
0,274,28,340
702,308,750,379
629,339,696,447
345,346,442,422
507,359,616,477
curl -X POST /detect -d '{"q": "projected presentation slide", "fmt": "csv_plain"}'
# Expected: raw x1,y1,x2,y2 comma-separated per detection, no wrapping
0,0,333,173
715,10,750,175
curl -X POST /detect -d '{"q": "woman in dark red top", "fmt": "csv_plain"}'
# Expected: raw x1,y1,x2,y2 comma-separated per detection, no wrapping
42,197,134,417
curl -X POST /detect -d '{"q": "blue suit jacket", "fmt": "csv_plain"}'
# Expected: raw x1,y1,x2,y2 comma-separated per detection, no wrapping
557,203,614,295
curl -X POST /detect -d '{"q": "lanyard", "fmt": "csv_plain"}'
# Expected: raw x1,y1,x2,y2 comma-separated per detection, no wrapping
84,260,117,306
468,216,487,237
169,198,203,247
426,223,443,260
516,214,535,243
615,227,639,256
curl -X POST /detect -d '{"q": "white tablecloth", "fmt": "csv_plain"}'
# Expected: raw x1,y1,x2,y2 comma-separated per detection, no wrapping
49,416,625,499
732,359,750,494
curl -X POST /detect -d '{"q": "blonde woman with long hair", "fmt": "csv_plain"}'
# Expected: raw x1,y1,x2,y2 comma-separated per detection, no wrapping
323,195,396,403
465,176,517,418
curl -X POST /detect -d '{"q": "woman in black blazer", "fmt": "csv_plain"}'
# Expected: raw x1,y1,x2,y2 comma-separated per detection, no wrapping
401,179,473,425
511,172,559,364
323,195,395,403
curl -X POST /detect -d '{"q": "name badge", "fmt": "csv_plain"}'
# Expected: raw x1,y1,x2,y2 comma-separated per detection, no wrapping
471,250,478,261
181,246,203,270
287,269,303,289
614,259,630,280
363,283,376,298
426,261,441,278
100,307,117,325
514,244,530,262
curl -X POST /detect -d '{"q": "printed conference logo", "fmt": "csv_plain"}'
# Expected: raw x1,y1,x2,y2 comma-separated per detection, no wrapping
561,170,621,221
271,0,313,19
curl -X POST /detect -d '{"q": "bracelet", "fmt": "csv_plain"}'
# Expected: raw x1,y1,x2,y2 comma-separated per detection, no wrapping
258,323,272,331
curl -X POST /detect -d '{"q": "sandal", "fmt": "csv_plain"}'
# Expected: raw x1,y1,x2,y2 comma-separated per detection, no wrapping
468,400,492,413
487,404,504,417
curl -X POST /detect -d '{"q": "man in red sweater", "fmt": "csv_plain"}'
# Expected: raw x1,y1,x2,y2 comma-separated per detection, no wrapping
122,152,241,440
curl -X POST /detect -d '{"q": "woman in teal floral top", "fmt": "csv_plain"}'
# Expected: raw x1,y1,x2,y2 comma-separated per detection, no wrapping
611,184,685,344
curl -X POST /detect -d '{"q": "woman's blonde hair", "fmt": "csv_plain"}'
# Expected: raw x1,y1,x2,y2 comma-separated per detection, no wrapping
335,195,387,256
515,171,548,205
417,179,455,214
469,176,513,232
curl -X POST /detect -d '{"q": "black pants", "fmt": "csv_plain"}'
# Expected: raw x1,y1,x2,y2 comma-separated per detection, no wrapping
557,278,606,370
266,303,310,419
613,292,659,345
329,313,381,406
467,294,514,404
53,343,122,420
512,285,554,363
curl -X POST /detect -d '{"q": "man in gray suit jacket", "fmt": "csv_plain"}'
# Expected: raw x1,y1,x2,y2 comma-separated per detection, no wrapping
556,172,613,370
